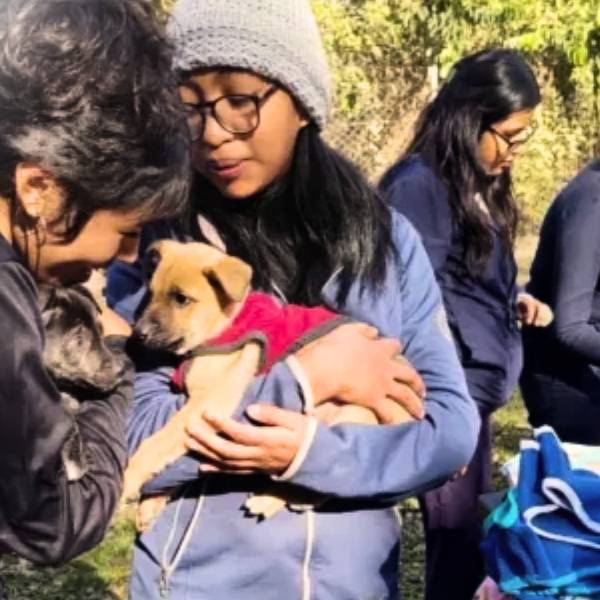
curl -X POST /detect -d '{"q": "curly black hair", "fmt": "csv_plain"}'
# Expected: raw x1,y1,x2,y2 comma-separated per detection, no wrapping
0,0,190,239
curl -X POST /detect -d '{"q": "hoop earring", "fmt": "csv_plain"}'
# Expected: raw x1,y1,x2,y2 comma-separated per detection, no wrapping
30,215,47,276
35,216,47,247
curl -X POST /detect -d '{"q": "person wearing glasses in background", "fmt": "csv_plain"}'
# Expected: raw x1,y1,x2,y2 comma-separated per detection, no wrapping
520,152,600,445
380,49,552,600
107,1,480,598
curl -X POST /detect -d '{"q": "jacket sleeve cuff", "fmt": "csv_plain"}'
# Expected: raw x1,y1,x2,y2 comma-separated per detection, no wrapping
271,356,318,481
284,355,315,413
273,416,319,481
141,455,203,495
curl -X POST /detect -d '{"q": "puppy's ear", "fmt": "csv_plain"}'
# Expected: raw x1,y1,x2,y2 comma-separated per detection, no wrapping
70,284,103,314
204,256,252,305
37,283,57,312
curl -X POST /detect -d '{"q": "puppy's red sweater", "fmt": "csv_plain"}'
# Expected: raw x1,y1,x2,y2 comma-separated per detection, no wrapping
172,292,349,391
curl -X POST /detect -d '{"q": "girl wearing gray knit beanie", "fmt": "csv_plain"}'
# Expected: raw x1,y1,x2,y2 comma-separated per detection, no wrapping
111,1,479,599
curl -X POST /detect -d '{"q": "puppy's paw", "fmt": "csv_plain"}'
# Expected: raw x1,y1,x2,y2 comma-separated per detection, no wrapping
121,470,144,504
61,427,88,481
136,496,169,533
244,494,287,519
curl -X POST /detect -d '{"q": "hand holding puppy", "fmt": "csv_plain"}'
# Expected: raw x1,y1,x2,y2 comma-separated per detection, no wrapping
295,322,425,423
185,321,427,478
187,405,309,475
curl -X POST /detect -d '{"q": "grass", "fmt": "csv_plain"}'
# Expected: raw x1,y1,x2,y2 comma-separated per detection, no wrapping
0,394,531,600
1,514,135,600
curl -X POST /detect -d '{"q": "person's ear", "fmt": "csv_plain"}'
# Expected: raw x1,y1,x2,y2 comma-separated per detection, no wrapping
290,97,311,130
14,163,64,223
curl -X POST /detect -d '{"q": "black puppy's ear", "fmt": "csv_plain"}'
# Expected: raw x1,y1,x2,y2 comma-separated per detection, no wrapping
37,284,57,312
70,284,103,314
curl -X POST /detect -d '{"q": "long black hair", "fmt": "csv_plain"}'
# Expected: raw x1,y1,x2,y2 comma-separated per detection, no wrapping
0,0,190,240
384,48,540,270
190,124,394,305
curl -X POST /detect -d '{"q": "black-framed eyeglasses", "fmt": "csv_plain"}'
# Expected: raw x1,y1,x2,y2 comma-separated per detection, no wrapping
182,85,278,141
488,125,535,153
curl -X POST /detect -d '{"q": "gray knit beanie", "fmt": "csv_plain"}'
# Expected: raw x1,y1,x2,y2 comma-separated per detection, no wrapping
167,0,332,129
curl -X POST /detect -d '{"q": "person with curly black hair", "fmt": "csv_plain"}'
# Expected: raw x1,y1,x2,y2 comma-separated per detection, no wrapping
0,0,189,566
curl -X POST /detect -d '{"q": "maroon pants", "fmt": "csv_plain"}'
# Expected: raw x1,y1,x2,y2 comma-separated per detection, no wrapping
419,416,491,600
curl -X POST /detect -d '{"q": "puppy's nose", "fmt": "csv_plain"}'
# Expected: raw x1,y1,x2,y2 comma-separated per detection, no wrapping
132,322,150,343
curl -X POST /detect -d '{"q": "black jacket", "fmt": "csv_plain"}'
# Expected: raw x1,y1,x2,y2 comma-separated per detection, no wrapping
524,160,600,374
0,234,133,565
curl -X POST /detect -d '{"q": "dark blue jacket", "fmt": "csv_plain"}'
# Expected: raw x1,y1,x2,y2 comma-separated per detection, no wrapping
107,212,479,600
381,155,522,415
524,160,600,374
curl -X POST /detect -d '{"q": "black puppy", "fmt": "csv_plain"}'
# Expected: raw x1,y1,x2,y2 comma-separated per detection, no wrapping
38,284,126,480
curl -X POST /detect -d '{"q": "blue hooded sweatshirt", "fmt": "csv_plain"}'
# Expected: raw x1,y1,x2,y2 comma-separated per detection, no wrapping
107,212,479,600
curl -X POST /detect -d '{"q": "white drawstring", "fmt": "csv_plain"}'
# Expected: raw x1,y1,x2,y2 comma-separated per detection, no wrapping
301,508,315,600
159,479,208,598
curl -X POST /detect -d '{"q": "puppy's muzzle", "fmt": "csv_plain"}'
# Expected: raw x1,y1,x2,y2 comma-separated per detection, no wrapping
133,316,182,353
133,316,158,345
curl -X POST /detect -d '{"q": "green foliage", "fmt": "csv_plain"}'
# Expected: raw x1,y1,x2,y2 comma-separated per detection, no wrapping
432,0,600,76
152,0,174,15
311,0,429,115
321,0,600,101
152,0,600,226
312,0,600,227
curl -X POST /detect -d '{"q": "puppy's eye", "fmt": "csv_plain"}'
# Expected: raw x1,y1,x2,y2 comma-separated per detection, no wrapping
171,291,191,307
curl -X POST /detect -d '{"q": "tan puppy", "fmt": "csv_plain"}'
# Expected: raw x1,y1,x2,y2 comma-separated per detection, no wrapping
122,240,413,522
123,241,261,502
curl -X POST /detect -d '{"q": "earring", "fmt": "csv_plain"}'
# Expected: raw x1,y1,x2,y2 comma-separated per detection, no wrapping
34,215,47,247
